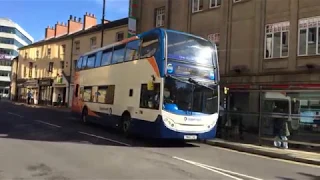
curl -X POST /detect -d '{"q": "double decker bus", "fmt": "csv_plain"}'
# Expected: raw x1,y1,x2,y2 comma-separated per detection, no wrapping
72,28,219,140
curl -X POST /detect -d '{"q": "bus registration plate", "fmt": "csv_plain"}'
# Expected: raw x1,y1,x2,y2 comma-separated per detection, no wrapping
184,135,197,140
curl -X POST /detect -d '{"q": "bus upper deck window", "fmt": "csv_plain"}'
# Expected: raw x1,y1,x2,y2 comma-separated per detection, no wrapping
140,33,159,59
76,57,83,70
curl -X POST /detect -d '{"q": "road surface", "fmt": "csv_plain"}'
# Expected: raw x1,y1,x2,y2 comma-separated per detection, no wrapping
0,101,319,180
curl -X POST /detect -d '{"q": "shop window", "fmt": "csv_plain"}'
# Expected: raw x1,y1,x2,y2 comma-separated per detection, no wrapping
96,85,115,104
140,33,159,59
83,87,92,102
140,83,160,109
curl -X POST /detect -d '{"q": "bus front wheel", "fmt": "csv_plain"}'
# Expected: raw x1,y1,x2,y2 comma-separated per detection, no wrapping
81,107,88,124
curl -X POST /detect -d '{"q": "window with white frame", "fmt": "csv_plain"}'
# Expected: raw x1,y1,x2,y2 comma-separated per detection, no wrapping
192,0,203,13
210,0,221,8
208,33,220,52
264,22,290,59
155,7,165,27
298,17,320,56
116,32,124,42
90,37,97,50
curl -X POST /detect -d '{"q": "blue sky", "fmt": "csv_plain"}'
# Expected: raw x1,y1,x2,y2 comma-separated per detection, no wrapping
0,0,129,41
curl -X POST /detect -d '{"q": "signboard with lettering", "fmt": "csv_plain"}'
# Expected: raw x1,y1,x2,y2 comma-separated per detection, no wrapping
0,54,14,60
24,80,39,87
166,62,215,80
39,79,52,86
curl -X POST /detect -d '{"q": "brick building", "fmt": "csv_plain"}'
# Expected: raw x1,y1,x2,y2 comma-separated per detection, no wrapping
12,13,128,107
131,0,320,148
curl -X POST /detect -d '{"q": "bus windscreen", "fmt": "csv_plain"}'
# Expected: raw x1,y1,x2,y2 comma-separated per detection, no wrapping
166,31,216,67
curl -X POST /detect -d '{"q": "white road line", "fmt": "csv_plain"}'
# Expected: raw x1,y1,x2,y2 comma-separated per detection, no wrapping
78,131,131,147
173,156,263,180
209,146,320,168
35,120,61,128
7,112,24,118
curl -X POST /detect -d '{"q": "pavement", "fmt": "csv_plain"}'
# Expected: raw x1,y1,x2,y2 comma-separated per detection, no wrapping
206,139,320,166
0,100,319,180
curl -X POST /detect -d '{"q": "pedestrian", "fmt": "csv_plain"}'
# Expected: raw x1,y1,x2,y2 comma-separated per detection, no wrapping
279,117,290,149
57,94,62,107
273,106,290,149
27,90,32,105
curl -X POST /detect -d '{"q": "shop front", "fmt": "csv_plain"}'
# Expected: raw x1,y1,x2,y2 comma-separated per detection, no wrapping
52,74,69,107
38,79,53,105
220,83,320,151
20,79,39,103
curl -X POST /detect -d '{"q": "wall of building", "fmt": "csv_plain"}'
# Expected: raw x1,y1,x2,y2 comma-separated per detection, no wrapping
133,0,320,85
18,39,72,80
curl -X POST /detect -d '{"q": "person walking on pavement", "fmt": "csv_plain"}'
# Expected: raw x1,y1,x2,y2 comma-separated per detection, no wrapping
57,94,62,107
273,106,290,149
27,90,32,105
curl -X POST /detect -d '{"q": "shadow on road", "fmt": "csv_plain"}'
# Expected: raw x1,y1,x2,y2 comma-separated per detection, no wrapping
0,101,200,148
276,172,320,180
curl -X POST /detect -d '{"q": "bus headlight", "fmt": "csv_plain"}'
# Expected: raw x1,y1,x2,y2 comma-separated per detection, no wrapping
163,117,175,128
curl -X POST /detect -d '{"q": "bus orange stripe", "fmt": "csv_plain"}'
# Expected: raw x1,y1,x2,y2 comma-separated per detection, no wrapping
147,57,160,78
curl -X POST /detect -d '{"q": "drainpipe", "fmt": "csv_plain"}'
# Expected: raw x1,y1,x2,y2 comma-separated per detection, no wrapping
67,37,74,107
14,57,19,101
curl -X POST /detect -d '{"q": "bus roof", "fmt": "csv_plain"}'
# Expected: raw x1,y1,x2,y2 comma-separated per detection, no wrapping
81,28,210,57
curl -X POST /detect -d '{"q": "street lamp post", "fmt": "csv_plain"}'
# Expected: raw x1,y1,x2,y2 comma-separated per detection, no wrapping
101,0,106,47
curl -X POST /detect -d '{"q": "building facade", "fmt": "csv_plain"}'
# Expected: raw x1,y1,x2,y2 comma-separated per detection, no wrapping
0,18,33,98
12,13,128,107
132,0,320,149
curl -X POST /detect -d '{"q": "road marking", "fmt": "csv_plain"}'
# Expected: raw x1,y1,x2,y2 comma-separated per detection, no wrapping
207,145,320,168
35,120,61,128
173,156,263,180
7,112,24,118
78,131,131,147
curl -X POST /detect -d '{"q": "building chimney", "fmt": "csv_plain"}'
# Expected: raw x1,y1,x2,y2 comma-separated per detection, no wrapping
83,12,97,30
78,17,81,23
45,26,55,39
55,21,68,37
68,15,83,34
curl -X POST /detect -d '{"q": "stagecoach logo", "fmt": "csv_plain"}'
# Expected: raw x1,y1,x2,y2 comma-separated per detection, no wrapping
167,63,174,74
184,117,201,121
99,107,112,115
209,71,215,80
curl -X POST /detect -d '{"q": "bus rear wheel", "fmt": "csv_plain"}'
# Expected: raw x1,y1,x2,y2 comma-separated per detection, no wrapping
81,107,88,124
121,114,131,135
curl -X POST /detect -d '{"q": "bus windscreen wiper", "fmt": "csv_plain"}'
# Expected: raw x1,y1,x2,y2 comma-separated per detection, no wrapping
188,77,214,90
166,75,193,85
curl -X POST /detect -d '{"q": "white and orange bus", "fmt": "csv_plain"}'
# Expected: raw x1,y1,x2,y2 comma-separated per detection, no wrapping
71,28,220,140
